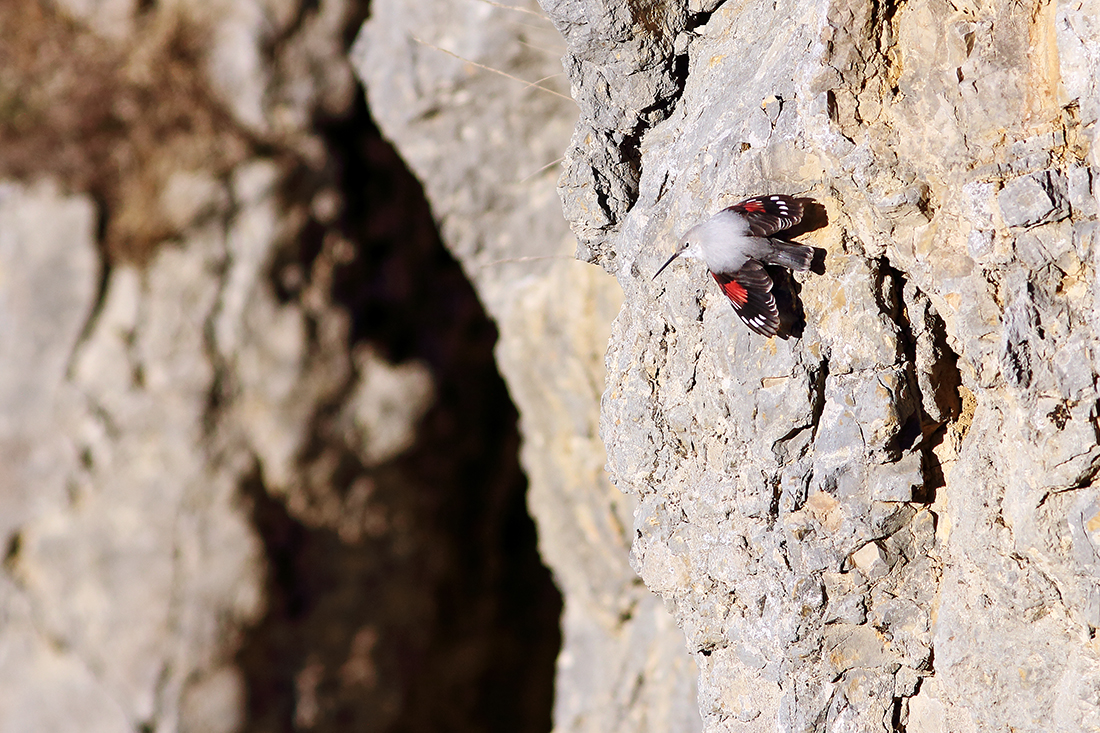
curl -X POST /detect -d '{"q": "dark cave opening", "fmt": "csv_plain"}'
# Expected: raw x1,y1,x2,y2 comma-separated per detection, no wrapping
237,83,562,733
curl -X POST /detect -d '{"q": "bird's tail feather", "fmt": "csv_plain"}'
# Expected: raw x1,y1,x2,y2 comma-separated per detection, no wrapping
764,239,814,270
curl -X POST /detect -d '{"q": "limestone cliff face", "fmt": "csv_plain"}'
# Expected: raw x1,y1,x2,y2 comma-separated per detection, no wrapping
541,0,1100,729
5,0,1100,731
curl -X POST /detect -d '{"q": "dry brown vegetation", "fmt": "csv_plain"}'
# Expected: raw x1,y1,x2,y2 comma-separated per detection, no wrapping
0,2,251,262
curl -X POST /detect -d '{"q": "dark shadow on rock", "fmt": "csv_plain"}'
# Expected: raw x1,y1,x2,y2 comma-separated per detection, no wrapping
809,246,828,276
790,199,830,276
239,84,561,733
768,265,805,340
787,197,829,238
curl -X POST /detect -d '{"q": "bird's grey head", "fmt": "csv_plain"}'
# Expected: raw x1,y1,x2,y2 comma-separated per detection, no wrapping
652,228,704,280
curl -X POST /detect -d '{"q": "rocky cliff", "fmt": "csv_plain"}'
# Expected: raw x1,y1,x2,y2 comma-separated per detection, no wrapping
539,0,1100,729
2,0,1099,731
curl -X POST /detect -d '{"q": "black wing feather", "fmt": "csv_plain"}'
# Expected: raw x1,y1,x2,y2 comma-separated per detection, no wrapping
728,195,804,237
714,261,779,337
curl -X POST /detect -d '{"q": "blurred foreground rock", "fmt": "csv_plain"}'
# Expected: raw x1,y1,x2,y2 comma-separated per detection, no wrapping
1,1,564,731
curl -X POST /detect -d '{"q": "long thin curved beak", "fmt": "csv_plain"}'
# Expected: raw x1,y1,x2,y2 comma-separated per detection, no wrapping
652,251,680,280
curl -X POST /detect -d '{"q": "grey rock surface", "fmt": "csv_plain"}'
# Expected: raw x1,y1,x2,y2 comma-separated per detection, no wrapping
0,2,432,731
352,1,700,730
539,0,688,263
0,175,267,732
541,0,1100,729
0,181,131,733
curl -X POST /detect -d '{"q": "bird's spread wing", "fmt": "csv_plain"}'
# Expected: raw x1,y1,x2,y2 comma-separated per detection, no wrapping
727,195,803,237
712,261,779,337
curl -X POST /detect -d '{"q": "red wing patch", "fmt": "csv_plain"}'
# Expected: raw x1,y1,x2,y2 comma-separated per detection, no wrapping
728,195,804,237
713,272,748,305
712,262,780,337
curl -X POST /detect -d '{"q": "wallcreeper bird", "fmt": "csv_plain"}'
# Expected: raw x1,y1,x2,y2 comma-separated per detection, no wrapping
653,195,814,337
